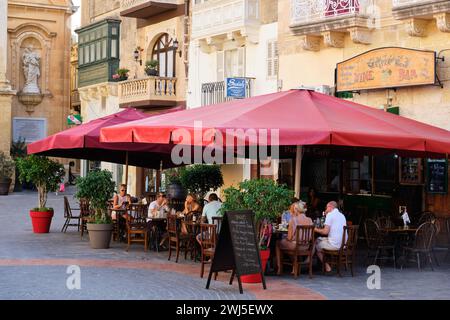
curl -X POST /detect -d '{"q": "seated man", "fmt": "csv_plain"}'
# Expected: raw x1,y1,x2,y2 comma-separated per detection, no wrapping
201,193,222,224
147,192,169,220
314,201,347,273
196,193,222,246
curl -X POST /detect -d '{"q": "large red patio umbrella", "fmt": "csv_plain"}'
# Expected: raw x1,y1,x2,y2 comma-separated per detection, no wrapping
100,90,450,157
28,108,183,171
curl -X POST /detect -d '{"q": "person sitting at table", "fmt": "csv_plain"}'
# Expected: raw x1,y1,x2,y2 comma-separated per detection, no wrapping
147,192,169,220
276,201,313,275
201,193,222,224
281,197,299,225
196,193,222,247
112,184,131,220
182,193,202,215
313,201,347,273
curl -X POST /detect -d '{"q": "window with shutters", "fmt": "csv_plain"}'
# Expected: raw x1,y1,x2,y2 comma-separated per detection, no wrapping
267,40,279,79
217,47,246,81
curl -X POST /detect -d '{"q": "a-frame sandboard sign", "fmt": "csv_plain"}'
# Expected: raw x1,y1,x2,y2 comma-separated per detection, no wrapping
206,210,267,294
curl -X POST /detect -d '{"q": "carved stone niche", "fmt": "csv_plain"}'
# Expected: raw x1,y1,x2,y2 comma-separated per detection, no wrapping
8,23,56,107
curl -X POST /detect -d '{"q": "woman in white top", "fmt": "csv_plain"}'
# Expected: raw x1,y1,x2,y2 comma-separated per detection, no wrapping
112,184,131,220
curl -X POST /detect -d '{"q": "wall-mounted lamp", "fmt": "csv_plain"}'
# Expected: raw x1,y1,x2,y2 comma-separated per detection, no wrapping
173,38,182,58
134,48,142,66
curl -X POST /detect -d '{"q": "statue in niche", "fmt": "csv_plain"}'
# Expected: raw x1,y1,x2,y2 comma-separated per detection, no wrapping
22,47,41,94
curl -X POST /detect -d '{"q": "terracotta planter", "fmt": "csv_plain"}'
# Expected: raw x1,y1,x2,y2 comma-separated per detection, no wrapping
0,178,12,195
240,249,271,283
30,210,54,233
87,223,113,249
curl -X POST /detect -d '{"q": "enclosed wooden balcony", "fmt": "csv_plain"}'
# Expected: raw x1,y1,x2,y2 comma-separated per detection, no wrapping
120,0,180,19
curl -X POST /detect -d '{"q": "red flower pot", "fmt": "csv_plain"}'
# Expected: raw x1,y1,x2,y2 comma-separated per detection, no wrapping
240,249,271,284
30,210,54,233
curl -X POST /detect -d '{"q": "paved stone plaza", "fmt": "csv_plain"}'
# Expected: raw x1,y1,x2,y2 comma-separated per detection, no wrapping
0,187,449,300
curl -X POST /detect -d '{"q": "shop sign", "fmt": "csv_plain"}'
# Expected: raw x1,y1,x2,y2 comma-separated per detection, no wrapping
67,114,82,125
225,78,246,98
336,47,436,92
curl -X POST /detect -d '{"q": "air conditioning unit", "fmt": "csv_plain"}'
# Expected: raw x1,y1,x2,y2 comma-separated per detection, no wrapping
296,85,335,96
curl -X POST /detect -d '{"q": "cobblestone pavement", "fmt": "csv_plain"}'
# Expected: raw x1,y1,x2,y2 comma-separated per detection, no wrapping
0,187,449,300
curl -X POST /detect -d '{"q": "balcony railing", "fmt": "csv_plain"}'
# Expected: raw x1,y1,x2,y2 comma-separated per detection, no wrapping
192,0,260,40
201,78,254,106
119,77,177,107
291,0,369,26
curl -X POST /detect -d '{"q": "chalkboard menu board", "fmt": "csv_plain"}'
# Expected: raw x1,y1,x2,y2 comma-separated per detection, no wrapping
426,159,448,194
206,210,266,294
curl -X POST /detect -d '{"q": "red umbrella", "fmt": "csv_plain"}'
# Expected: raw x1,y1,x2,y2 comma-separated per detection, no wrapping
28,108,183,170
100,90,450,157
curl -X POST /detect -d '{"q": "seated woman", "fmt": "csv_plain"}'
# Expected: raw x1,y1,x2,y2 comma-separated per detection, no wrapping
182,193,202,215
112,184,131,220
281,197,299,225
180,193,202,234
276,201,313,275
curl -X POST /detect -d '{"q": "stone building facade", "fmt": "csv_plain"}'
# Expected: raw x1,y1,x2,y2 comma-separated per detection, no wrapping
3,0,76,155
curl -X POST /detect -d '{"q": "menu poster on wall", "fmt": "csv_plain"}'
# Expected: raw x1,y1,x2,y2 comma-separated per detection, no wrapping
13,118,47,143
426,159,448,194
336,47,436,92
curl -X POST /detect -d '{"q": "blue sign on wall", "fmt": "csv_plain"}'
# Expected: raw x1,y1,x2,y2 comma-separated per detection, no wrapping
226,78,246,99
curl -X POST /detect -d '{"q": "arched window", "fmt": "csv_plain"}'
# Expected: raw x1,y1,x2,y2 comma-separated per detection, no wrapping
152,33,176,78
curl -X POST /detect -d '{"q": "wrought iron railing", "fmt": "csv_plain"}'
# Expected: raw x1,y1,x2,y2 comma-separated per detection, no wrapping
291,0,368,25
201,78,254,106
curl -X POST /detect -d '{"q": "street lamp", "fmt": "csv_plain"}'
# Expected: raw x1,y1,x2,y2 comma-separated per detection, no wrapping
173,38,182,58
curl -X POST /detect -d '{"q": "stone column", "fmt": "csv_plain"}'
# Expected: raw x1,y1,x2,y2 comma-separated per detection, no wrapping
0,1,16,155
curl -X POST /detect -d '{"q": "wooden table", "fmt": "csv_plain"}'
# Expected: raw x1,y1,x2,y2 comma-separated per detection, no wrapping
147,217,168,252
109,208,128,242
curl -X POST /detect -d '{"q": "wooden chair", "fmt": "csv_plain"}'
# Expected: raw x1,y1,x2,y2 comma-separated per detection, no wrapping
323,225,359,277
184,212,201,261
364,219,396,268
278,225,315,279
79,198,92,238
167,214,190,263
61,196,81,233
211,216,222,235
417,211,436,226
126,204,149,252
401,222,436,271
376,216,394,229
199,223,217,278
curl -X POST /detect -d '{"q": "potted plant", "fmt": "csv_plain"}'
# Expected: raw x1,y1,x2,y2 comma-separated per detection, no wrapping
179,165,224,204
16,155,65,233
144,60,159,76
221,179,293,283
75,170,116,249
10,138,28,192
0,152,15,195
164,168,187,200
113,68,130,81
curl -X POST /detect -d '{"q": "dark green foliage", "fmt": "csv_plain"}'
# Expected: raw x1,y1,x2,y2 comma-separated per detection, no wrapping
179,165,224,199
16,155,65,209
75,170,116,224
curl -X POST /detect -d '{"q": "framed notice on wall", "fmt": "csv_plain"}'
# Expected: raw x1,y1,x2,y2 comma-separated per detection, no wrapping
426,159,448,194
399,158,423,185
13,117,47,143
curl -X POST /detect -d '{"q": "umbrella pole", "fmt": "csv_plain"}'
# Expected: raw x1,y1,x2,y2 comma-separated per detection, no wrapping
257,145,261,179
294,146,303,199
125,151,129,189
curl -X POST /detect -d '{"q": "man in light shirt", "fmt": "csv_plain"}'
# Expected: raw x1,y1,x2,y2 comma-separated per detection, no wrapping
147,193,169,221
314,201,347,273
201,193,222,224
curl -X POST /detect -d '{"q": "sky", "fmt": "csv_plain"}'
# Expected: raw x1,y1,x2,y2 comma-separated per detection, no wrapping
71,0,81,33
